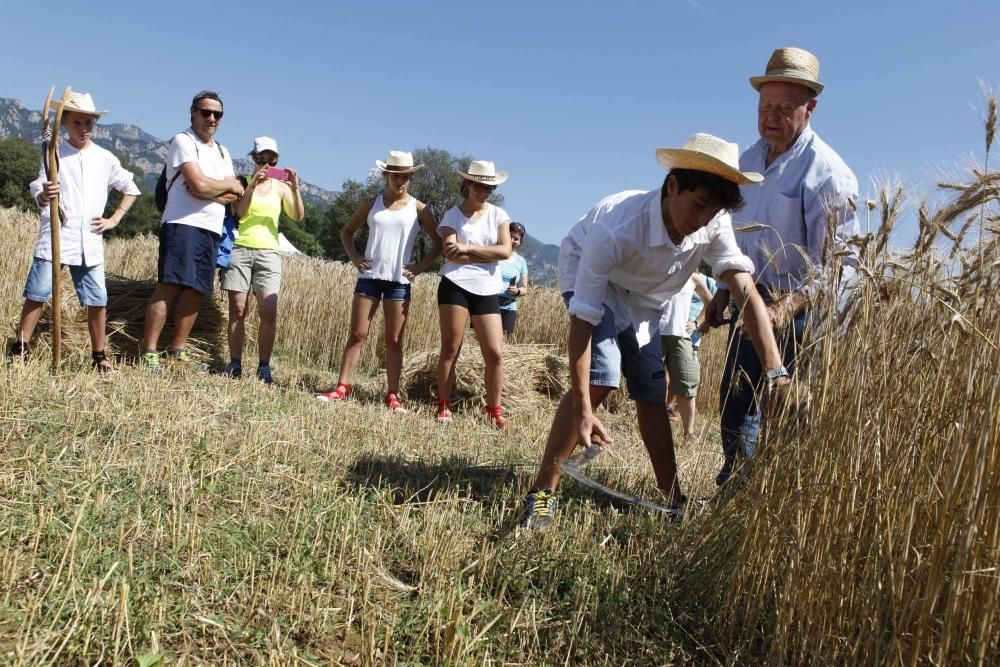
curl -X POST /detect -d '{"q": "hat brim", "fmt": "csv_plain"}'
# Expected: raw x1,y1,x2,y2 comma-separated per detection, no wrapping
749,74,824,95
459,171,508,186
656,148,763,185
376,161,424,174
53,106,107,117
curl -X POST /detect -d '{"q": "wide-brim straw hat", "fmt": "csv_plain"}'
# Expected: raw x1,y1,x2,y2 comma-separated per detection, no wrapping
656,133,763,185
458,160,508,186
54,92,107,117
749,47,824,95
376,150,424,174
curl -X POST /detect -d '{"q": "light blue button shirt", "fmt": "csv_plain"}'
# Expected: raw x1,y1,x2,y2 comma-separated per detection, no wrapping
733,125,859,297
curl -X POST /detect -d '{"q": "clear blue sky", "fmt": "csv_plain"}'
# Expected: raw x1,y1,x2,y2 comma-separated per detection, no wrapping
4,0,998,244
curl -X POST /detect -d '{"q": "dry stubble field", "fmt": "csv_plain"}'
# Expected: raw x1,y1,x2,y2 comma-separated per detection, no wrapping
1,108,998,665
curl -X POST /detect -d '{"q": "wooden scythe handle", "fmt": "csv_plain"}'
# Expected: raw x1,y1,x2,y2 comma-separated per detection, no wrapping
48,86,71,373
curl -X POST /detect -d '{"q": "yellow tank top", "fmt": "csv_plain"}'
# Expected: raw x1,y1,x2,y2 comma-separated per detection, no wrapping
236,179,282,250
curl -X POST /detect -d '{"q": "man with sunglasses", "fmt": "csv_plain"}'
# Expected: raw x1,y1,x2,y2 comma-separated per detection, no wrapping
141,90,244,372
704,47,860,485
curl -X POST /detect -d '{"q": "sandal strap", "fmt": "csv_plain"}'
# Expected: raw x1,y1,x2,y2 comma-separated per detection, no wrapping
91,350,107,364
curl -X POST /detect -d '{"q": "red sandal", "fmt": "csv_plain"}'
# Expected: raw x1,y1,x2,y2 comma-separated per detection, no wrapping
316,382,351,402
436,400,452,423
384,391,408,414
484,405,507,429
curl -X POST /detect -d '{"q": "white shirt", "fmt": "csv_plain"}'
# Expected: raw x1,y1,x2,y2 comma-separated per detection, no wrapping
659,278,695,338
560,189,754,334
438,203,511,295
734,125,859,297
359,194,421,284
161,129,235,234
29,141,140,266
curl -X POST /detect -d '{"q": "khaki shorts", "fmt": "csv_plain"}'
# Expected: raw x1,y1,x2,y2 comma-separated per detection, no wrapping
661,335,700,397
221,246,282,294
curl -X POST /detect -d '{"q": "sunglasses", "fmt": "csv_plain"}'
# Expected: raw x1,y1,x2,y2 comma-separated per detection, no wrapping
470,182,496,192
254,156,278,166
196,108,224,120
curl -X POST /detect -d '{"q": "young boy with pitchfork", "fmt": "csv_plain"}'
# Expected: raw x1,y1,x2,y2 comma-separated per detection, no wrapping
9,92,140,372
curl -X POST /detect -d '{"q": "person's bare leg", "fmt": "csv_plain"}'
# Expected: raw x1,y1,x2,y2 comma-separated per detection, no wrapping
337,294,379,385
15,300,45,343
437,305,468,402
255,291,279,363
635,400,683,504
531,385,614,491
471,313,505,407
141,282,181,350
382,299,409,392
676,395,696,437
87,306,110,370
227,290,249,361
167,288,205,350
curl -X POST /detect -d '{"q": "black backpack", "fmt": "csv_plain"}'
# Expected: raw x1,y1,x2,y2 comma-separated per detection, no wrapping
154,132,226,212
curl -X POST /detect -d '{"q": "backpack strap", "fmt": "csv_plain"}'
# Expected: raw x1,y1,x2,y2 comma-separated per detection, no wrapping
166,132,225,196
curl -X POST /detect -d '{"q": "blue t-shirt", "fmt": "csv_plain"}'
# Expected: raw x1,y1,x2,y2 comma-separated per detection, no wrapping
497,252,529,311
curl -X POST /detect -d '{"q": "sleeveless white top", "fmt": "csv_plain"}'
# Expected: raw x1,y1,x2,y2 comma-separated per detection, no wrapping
359,194,421,284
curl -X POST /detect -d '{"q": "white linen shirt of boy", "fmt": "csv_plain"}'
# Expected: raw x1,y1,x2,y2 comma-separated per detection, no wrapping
560,189,753,334
29,142,140,266
659,279,695,339
161,130,235,235
732,125,860,298
438,203,510,295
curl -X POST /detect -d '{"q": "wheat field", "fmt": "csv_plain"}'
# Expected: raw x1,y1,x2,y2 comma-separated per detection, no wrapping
1,104,998,664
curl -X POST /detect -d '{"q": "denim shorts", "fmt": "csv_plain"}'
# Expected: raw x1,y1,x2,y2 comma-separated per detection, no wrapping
23,257,107,307
355,277,411,302
562,292,667,404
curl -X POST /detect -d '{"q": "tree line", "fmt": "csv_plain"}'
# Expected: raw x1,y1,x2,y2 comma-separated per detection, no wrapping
0,139,501,265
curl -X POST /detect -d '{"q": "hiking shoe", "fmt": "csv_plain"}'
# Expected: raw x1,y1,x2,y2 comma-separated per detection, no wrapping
317,383,351,402
384,391,407,413
140,351,163,374
484,405,507,429
436,400,452,423
522,489,558,529
257,363,273,385
166,348,208,372
8,340,30,363
223,361,243,379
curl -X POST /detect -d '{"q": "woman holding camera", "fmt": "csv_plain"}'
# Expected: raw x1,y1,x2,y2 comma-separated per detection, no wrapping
435,160,513,427
221,136,303,384
317,151,441,412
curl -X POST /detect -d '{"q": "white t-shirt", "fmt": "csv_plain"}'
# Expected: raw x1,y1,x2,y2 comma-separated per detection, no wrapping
359,194,421,284
161,129,235,234
438,203,510,295
658,278,695,338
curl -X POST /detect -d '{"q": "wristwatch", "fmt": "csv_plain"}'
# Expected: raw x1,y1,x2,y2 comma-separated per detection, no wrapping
765,366,789,385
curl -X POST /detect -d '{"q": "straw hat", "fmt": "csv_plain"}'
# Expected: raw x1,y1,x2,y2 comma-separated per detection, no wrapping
749,47,824,95
458,160,508,185
376,150,424,174
55,92,107,117
253,136,279,155
656,133,763,185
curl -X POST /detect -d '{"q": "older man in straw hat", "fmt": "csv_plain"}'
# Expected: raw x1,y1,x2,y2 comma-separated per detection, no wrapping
9,92,140,372
705,47,860,485
521,133,792,528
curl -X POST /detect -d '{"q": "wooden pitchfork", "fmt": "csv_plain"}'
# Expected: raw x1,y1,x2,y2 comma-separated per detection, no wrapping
43,86,71,373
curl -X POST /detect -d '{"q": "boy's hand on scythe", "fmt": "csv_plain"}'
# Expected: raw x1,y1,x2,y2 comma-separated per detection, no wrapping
35,181,60,206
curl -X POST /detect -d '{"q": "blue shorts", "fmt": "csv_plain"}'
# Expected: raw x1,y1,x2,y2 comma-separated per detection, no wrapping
158,222,221,295
355,277,411,302
562,292,667,404
23,257,107,307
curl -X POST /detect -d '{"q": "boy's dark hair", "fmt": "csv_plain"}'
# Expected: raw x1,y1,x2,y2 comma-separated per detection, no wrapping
509,222,526,236
662,168,746,212
190,90,223,112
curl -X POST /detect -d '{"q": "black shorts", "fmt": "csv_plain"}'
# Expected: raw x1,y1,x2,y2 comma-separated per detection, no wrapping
500,309,518,333
437,277,500,316
158,222,221,295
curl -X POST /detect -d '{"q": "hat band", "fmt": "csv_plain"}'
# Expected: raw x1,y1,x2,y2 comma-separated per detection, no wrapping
764,68,818,80
466,173,498,182
384,164,414,171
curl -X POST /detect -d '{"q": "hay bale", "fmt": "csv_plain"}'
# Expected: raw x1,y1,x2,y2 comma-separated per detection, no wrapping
400,341,568,412
44,272,227,365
